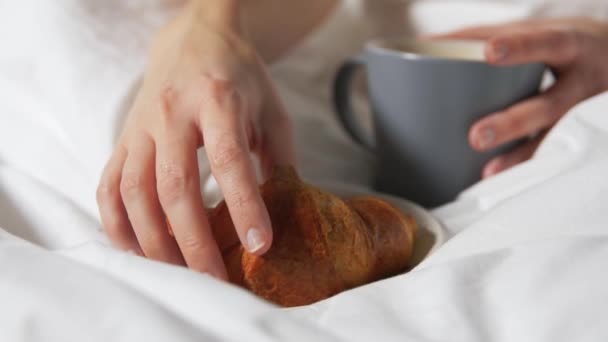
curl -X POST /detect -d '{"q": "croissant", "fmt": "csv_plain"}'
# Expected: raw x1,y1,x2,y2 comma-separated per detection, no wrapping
208,166,417,307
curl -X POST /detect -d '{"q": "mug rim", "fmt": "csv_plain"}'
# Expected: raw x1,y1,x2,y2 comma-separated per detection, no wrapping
366,37,490,64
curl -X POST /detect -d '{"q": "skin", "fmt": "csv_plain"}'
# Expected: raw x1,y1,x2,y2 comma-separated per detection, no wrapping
96,0,337,279
441,17,608,178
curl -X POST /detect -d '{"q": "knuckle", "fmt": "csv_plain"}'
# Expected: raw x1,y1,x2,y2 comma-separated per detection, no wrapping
179,234,207,254
157,162,192,205
158,84,179,123
120,171,145,198
203,77,242,113
210,135,245,172
225,187,258,211
179,238,219,269
206,77,237,103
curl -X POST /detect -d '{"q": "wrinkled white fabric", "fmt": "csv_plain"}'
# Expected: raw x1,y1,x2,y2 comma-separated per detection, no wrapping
1,1,608,341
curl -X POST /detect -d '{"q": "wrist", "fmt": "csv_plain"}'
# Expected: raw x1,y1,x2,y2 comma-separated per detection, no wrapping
153,0,248,50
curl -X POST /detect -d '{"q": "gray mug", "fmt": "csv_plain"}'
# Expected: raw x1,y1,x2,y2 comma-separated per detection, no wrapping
334,38,544,208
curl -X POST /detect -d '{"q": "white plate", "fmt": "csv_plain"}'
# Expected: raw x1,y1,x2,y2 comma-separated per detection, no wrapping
315,181,447,268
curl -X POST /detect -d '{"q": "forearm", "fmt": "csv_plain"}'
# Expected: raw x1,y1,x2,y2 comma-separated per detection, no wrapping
187,0,338,63
240,0,339,62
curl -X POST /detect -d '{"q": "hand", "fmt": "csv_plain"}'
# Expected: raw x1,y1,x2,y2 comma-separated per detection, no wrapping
443,17,608,178
96,2,295,279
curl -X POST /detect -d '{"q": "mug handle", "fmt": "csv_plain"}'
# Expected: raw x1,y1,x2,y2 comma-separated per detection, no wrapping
333,55,374,149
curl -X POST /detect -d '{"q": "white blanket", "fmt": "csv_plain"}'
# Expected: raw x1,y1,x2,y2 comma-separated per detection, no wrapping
1,1,608,341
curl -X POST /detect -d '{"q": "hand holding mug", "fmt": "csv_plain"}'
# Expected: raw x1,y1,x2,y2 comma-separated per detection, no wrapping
442,18,608,177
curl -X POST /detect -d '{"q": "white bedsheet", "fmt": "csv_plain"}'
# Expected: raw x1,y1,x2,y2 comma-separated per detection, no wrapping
1,1,608,341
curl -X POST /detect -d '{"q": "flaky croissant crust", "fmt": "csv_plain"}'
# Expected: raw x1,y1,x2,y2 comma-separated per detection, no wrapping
208,166,417,307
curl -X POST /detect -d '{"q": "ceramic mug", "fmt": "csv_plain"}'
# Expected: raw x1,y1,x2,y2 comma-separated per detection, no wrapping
333,38,544,207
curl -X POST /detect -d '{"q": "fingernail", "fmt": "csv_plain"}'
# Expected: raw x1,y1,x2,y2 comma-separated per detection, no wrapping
246,228,266,253
477,127,496,150
492,42,509,62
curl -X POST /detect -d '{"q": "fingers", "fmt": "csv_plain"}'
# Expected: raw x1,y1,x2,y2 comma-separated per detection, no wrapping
155,100,228,279
485,27,581,65
97,145,142,254
429,19,582,66
200,76,273,256
470,75,579,152
482,133,545,179
120,133,185,265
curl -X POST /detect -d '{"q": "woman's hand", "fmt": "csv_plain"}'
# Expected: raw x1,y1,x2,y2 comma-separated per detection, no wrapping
444,17,608,178
96,2,294,279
